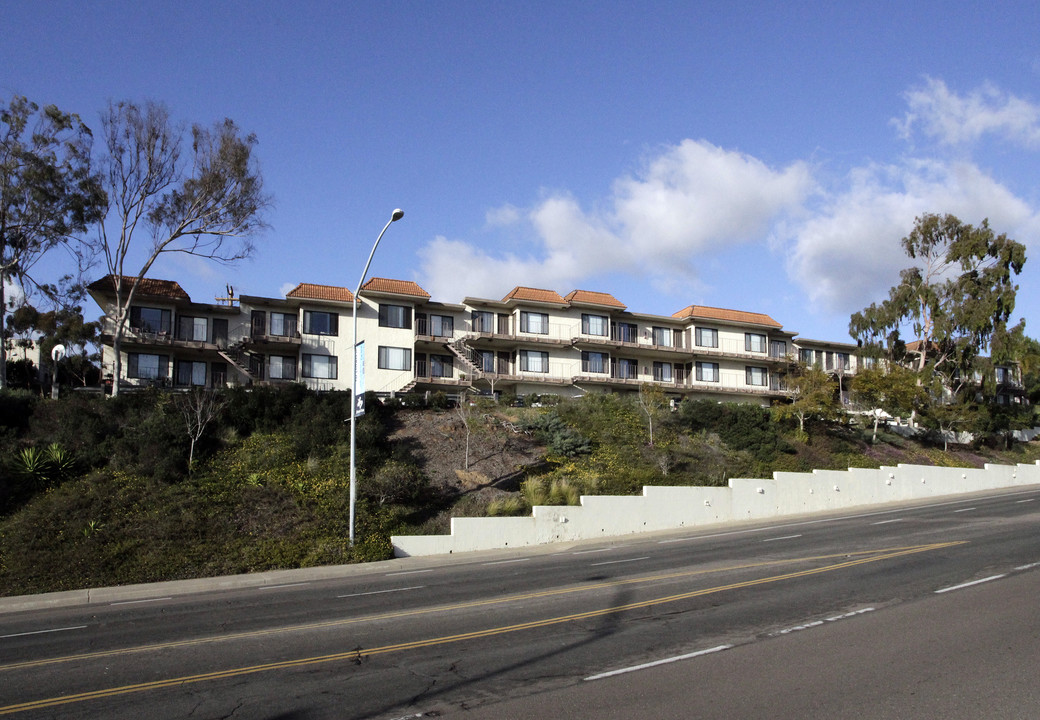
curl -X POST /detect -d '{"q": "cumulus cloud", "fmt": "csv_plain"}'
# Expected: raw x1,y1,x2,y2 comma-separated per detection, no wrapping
418,140,811,301
785,159,1040,314
417,80,1040,326
894,76,1040,147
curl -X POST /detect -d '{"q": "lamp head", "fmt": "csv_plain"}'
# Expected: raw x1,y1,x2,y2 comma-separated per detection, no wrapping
391,208,404,222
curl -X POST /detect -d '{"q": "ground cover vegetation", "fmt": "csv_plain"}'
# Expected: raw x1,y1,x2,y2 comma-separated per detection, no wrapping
2,382,1037,597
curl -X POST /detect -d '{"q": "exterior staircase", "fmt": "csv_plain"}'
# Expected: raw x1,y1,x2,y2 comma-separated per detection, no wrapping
217,339,258,383
447,336,484,379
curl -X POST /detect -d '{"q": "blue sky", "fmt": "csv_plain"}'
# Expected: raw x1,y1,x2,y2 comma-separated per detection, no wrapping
5,1,1040,344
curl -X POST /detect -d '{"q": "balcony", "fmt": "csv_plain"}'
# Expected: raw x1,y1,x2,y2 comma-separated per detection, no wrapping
242,332,302,350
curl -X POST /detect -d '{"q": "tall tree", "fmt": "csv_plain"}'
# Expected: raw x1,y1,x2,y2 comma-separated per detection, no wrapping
849,213,1026,398
95,101,269,395
0,95,104,389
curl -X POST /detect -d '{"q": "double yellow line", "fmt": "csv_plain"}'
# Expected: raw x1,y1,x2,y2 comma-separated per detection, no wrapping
0,541,963,715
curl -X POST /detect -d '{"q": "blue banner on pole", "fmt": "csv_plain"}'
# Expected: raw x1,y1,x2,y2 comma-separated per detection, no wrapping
354,341,366,417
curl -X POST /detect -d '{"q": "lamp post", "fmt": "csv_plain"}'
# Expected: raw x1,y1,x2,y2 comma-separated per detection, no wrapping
350,208,404,545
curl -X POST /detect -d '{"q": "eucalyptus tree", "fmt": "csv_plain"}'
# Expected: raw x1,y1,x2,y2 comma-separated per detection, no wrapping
94,100,270,395
849,213,1026,399
0,95,104,389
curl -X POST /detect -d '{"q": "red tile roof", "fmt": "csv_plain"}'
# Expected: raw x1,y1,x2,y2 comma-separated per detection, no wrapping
286,283,354,302
87,275,190,300
672,304,782,328
565,289,627,309
361,277,431,298
502,286,567,304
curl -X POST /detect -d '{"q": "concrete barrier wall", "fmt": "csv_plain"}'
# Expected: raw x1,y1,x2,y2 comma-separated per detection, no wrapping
391,460,1040,556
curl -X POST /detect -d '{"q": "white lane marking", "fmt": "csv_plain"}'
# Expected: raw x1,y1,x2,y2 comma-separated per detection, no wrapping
1016,499,1035,504
337,585,425,599
657,490,1040,545
386,569,434,576
110,597,173,606
573,547,623,555
0,625,87,639
590,556,650,567
953,507,977,513
761,534,802,542
872,518,903,525
1014,562,1040,571
935,574,1006,594
772,608,875,636
584,644,733,681
482,558,531,566
258,583,310,591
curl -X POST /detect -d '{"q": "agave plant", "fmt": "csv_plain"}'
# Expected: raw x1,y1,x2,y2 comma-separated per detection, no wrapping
45,443,76,480
14,447,51,488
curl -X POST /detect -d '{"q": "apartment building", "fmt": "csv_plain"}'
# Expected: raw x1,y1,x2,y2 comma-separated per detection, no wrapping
87,274,870,405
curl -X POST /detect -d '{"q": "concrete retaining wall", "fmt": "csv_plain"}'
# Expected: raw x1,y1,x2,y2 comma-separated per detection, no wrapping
391,460,1040,557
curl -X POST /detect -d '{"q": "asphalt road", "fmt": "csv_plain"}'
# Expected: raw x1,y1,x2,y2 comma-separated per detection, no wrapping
1,485,1038,719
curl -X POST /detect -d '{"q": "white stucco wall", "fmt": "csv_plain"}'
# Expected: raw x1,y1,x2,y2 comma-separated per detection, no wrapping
391,460,1040,557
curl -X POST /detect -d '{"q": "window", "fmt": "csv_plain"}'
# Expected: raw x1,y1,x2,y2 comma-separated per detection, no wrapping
430,354,453,378
177,315,208,342
695,327,718,348
520,349,549,373
615,357,638,379
799,348,814,365
378,346,412,371
652,327,672,347
835,352,850,372
613,322,638,343
430,314,454,337
269,355,297,380
129,306,171,334
746,366,768,386
581,351,607,374
269,312,297,336
127,353,168,380
302,354,338,379
471,310,494,333
378,304,411,329
652,361,673,382
745,333,767,353
770,340,787,358
176,360,207,386
477,350,496,373
582,314,608,336
303,310,338,335
996,366,1010,384
696,362,719,382
520,311,549,334
860,356,876,370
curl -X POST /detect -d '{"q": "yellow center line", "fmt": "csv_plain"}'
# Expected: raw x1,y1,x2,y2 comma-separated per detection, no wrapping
0,541,963,715
0,543,948,673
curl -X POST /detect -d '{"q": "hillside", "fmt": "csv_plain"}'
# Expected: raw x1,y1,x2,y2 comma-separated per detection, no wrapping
1,388,1038,597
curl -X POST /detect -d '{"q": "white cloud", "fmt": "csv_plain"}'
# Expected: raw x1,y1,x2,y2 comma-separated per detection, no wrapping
894,77,1040,147
418,81,1040,329
418,140,811,301
785,159,1040,314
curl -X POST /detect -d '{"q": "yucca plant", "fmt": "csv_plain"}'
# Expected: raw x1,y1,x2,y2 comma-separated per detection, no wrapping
14,447,51,489
45,443,76,480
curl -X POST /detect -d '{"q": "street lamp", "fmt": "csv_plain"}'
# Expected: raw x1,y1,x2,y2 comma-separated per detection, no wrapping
349,208,404,545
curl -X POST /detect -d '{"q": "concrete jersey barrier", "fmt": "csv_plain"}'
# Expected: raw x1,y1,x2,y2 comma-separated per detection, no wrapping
391,460,1040,557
